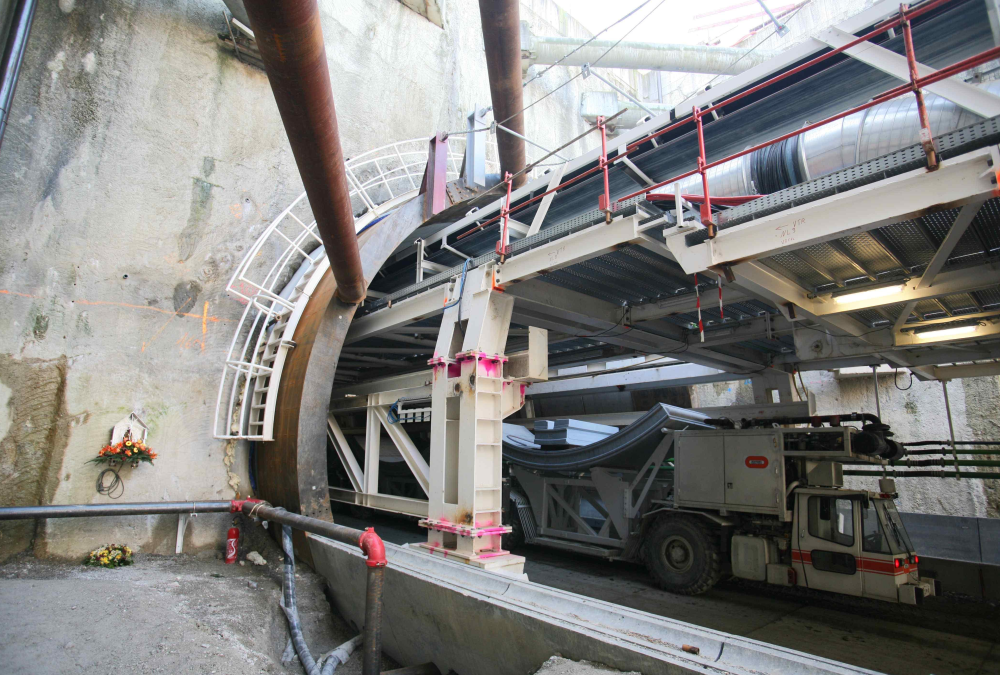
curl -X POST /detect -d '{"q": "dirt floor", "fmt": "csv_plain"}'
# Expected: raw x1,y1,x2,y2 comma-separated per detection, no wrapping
0,526,398,675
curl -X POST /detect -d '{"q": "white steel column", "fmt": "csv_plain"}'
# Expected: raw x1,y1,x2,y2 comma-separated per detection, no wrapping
418,268,526,575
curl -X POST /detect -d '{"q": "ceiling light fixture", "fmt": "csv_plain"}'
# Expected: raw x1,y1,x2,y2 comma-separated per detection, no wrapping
916,325,978,340
832,283,905,305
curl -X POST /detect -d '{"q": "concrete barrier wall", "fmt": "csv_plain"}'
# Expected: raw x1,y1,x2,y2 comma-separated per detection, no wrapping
901,512,1000,600
309,536,880,675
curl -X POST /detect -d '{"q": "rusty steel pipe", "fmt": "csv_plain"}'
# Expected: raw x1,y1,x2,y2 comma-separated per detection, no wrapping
242,0,367,304
361,565,385,675
479,0,527,189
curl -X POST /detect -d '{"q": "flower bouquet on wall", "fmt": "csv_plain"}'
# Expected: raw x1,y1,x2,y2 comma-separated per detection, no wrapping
89,431,158,469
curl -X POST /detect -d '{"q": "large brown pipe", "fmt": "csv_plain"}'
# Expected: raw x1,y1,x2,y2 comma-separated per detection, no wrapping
242,0,367,304
479,0,527,188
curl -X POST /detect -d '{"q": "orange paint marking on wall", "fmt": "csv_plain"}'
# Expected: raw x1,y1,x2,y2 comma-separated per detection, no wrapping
201,302,209,352
176,333,206,351
0,289,221,322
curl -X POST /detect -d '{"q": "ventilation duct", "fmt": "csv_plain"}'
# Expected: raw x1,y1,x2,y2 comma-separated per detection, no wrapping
521,23,777,75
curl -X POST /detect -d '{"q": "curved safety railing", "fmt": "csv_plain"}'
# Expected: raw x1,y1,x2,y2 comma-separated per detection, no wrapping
214,136,499,440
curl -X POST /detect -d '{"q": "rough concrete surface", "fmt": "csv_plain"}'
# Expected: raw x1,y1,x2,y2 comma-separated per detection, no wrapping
533,656,638,675
0,530,393,675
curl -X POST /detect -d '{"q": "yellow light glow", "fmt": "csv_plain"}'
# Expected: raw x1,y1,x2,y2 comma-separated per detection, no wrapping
833,284,905,305
917,325,978,340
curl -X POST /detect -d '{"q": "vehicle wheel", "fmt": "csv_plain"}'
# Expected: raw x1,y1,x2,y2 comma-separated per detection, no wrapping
644,515,722,595
502,496,526,550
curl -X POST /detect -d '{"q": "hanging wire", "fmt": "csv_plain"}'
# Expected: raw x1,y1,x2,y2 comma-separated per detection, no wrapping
97,466,125,499
443,0,667,137
659,2,810,110
521,0,656,89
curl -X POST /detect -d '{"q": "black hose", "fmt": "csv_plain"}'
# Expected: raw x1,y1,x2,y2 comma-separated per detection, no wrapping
903,440,1000,446
281,525,320,675
845,470,1000,479
742,412,882,427
280,524,361,675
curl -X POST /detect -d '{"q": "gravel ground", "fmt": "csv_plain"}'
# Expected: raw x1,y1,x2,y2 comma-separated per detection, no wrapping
0,527,397,675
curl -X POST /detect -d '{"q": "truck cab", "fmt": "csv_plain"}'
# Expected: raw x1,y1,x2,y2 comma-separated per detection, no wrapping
650,422,938,604
791,486,936,604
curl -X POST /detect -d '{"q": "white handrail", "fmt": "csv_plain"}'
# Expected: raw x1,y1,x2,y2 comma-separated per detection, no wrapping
214,135,510,440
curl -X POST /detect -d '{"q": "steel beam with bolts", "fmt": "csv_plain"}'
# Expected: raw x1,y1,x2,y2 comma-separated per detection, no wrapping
664,147,996,274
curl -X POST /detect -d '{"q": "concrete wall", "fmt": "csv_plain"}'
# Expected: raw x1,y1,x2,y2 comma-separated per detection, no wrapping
0,0,620,562
691,373,1000,518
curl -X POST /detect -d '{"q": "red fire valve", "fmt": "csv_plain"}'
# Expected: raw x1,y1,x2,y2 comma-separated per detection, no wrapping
225,526,239,564
358,527,388,568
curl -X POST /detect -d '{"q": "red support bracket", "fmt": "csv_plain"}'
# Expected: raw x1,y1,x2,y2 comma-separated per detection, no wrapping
900,4,938,171
597,116,612,223
420,132,450,220
495,171,514,259
693,106,716,238
230,498,262,513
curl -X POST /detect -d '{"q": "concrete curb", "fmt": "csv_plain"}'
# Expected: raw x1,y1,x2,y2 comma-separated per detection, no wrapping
309,535,883,675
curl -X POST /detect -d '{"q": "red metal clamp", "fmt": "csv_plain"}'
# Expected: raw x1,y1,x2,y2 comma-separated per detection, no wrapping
230,498,262,513
358,527,388,568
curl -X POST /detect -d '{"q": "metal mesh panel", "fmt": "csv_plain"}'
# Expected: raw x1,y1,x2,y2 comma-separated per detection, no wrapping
874,220,937,269
837,232,900,276
974,287,1000,309
763,253,829,290
851,308,891,328
540,271,631,305
938,292,983,314
972,197,1000,254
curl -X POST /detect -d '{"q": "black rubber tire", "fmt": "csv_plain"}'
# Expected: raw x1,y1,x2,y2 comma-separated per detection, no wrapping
502,497,526,550
644,515,722,595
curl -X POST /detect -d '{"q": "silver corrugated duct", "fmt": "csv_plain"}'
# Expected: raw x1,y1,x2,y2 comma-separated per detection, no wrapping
522,25,776,75
667,81,1000,198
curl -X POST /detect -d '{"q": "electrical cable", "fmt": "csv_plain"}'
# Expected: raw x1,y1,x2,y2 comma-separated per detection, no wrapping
659,1,810,112
521,0,656,90
894,366,913,390
701,2,810,90
96,467,124,499
590,0,668,70
442,259,470,310
444,0,667,137
579,311,628,338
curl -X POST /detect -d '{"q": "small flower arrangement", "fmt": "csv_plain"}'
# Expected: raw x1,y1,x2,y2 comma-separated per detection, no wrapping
89,433,157,468
85,543,134,568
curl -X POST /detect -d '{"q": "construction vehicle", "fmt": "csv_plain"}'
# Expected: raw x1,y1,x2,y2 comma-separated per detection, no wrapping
506,408,939,605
